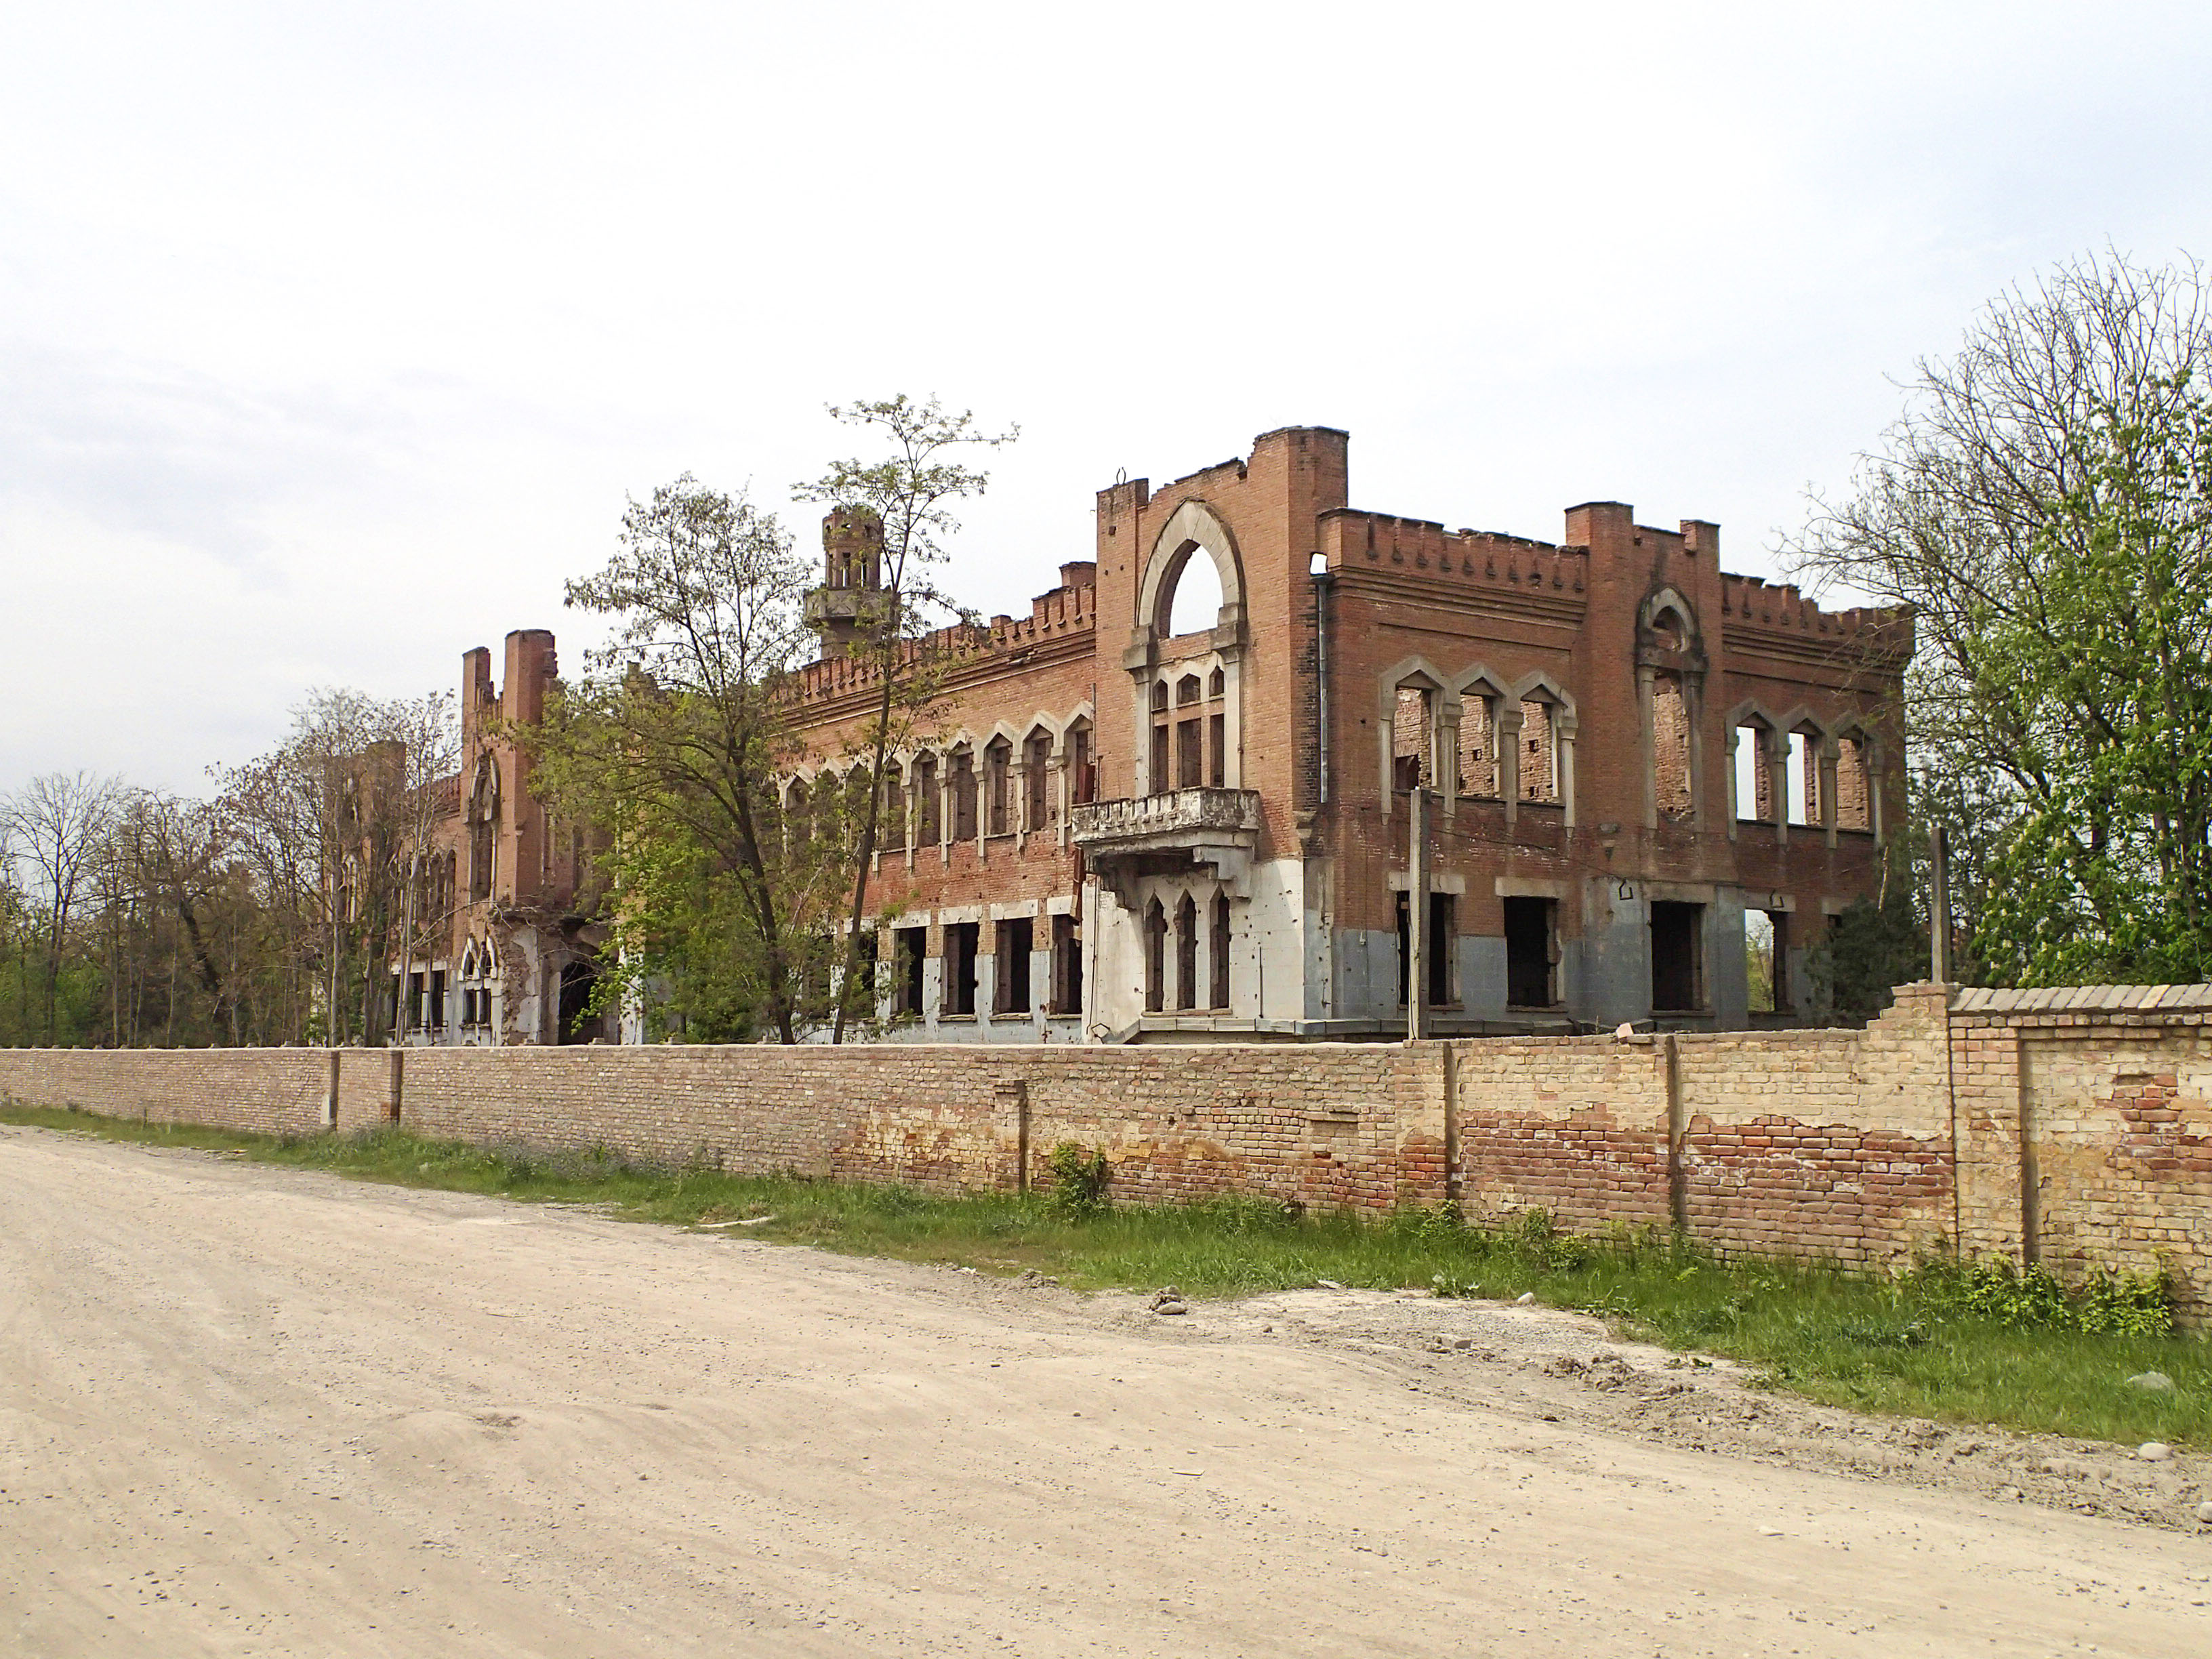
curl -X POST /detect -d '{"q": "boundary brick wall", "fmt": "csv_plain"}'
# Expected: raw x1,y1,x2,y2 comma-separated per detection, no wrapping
4,981,2209,1318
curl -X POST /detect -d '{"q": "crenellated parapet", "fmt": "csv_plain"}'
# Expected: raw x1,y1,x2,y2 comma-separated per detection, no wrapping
792,573,1098,705
1317,509,1590,594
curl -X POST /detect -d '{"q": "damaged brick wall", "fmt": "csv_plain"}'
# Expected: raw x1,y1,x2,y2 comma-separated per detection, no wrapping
4,981,2209,1315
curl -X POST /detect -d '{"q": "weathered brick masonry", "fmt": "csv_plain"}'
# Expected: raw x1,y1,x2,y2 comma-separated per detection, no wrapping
5,981,2208,1317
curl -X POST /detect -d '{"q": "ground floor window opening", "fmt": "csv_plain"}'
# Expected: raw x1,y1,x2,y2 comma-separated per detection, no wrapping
1746,909,1789,1013
1174,894,1198,1011
1504,897,1557,1008
945,922,979,1016
995,918,1033,1015
1050,912,1082,1015
894,926,926,1016
1209,893,1231,1010
1650,901,1706,1013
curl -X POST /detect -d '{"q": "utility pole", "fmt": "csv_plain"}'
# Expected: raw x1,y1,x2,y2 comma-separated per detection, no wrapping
1408,784,1429,1042
1929,823,1950,983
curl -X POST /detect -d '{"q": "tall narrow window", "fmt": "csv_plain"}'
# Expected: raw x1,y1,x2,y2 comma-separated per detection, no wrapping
1069,724,1096,804
1394,684,1433,790
1149,681,1170,796
1143,899,1166,1013
1022,728,1050,830
914,754,941,842
1519,699,1558,803
894,925,926,1016
1748,910,1790,1014
995,917,1033,1014
1458,692,1498,798
1653,674,1692,819
945,922,979,1015
1427,893,1454,1007
1209,893,1231,1010
985,738,1012,836
881,760,905,848
1174,893,1198,1011
1734,725,1773,821
1836,735,1871,830
1789,730,1819,825
950,750,977,840
1175,674,1203,790
1050,912,1083,1015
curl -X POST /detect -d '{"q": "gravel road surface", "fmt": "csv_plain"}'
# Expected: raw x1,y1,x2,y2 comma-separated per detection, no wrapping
2,1125,2207,1657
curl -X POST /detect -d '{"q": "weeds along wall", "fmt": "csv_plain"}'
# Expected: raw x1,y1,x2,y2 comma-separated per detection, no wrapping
2,979,2208,1319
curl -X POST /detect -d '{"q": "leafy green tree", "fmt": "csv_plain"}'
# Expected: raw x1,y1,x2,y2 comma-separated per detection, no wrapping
1789,250,2212,985
537,476,832,1044
1967,374,2212,982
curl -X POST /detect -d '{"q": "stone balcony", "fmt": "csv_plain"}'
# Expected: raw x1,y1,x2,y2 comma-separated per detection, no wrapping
1070,788,1261,901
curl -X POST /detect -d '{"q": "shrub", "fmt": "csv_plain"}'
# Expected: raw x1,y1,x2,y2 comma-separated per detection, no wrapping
1043,1142,1110,1219
1905,1252,2174,1337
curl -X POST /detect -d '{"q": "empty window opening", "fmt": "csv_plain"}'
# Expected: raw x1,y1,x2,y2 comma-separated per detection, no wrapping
1427,892,1454,1007
914,755,941,842
880,760,904,848
1653,674,1692,819
783,780,811,849
1022,729,1050,830
558,959,599,1044
1504,897,1558,1008
851,929,880,1019
1836,735,1872,830
428,969,447,1031
1143,899,1166,1013
1393,684,1434,791
1519,699,1559,803
1050,912,1083,1014
1164,547,1223,638
816,773,843,848
1787,731,1816,825
951,750,977,840
1650,901,1705,1013
1458,693,1499,798
996,917,1033,1015
1208,712,1225,787
1149,681,1170,795
1176,673,1202,708
1176,716,1202,789
894,925,926,1016
1396,892,1411,1006
1734,725,1773,822
1069,726,1096,804
1174,893,1199,1011
985,739,1012,836
1208,666,1225,698
944,922,979,1016
1209,893,1231,1010
1747,910,1789,1014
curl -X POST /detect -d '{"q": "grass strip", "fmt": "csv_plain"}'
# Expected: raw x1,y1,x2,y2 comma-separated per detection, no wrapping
7,1101,2206,1448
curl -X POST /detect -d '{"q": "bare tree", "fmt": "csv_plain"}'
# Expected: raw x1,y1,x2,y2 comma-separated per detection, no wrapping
798,396,1017,1043
3,771,123,1042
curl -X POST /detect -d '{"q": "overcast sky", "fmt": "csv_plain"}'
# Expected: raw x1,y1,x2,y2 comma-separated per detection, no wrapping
4,1,2208,794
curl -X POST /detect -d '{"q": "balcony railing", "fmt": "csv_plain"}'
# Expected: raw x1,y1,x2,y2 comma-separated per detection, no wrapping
1069,787,1261,851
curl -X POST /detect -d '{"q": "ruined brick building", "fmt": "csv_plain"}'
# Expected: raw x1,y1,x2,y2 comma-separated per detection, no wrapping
786,426,1910,1042
390,630,610,1046
396,425,1908,1046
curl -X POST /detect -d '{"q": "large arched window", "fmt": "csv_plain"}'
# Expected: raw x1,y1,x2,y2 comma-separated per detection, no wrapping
1163,548,1223,638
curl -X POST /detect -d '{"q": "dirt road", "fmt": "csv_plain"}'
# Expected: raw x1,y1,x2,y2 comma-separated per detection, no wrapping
2,1126,2206,1658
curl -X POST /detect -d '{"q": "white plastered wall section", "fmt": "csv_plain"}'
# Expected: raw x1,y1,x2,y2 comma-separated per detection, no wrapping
1086,856,1311,1035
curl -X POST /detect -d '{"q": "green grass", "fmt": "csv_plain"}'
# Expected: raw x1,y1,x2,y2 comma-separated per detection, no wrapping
8,1100,2207,1448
